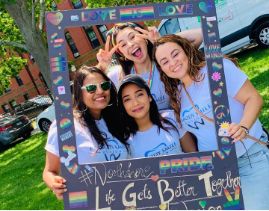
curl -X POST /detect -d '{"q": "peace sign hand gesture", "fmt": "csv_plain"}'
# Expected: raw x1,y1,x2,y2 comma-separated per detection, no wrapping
135,26,161,44
96,35,119,72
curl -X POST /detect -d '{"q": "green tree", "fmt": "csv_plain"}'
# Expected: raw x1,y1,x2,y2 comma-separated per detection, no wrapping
0,0,54,93
85,0,172,8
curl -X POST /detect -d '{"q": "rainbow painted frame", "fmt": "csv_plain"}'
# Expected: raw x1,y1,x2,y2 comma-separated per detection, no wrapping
45,1,244,209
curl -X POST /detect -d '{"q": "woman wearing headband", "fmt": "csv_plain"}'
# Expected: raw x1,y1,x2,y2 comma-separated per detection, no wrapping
118,74,197,158
96,22,202,110
153,34,269,209
43,66,129,200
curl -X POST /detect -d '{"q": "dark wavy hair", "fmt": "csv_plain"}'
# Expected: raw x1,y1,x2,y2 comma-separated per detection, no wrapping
108,22,154,76
117,75,178,139
73,65,128,148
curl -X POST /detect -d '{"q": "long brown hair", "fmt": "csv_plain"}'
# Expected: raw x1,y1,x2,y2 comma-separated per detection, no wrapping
108,22,154,75
152,34,206,125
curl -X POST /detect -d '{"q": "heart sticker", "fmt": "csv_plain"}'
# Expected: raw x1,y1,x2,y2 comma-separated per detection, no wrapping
199,200,207,209
199,1,209,13
47,12,63,26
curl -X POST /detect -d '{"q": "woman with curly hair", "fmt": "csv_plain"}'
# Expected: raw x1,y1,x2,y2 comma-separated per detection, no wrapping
153,34,269,209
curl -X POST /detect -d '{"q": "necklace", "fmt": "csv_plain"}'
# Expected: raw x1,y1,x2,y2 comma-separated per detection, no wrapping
133,62,154,89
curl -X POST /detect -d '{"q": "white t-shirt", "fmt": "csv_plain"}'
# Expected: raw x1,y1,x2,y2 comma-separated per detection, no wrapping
108,63,170,111
180,58,263,157
128,110,186,158
45,118,128,164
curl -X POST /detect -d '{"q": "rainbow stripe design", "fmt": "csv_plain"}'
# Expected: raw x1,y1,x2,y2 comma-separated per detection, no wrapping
119,6,154,20
69,191,88,208
50,56,67,72
50,32,58,40
67,163,79,174
223,186,240,209
62,145,76,152
53,76,63,85
212,62,222,71
60,118,72,129
159,156,213,174
216,150,225,160
60,101,70,109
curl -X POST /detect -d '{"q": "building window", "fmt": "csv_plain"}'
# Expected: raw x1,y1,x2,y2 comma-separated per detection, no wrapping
9,100,17,110
97,25,108,42
2,104,10,113
84,26,100,49
23,93,30,100
65,32,80,58
51,1,57,10
71,0,83,9
15,75,24,86
4,87,11,93
30,54,35,63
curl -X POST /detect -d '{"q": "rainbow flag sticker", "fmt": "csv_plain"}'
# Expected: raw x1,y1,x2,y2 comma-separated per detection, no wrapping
119,6,154,21
60,118,72,129
50,56,67,72
69,191,88,208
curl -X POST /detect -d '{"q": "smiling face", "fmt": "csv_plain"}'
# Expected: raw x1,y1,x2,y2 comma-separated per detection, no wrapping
116,27,149,64
121,83,151,121
155,41,191,84
82,72,111,119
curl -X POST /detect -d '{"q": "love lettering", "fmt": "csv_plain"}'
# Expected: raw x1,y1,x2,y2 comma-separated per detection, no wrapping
81,9,116,22
159,4,193,16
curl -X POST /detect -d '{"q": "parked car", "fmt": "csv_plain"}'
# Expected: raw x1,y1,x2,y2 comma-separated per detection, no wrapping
158,0,269,54
36,103,55,132
28,95,53,107
0,113,33,148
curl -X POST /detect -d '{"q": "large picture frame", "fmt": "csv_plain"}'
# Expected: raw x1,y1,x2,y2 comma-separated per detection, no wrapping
45,1,244,209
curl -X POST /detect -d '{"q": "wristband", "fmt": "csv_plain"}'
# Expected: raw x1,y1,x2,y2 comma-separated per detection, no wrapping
240,125,249,135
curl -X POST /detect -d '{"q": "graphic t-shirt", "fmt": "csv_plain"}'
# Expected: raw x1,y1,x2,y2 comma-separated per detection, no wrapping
180,58,263,157
45,118,128,164
108,63,170,110
128,110,186,158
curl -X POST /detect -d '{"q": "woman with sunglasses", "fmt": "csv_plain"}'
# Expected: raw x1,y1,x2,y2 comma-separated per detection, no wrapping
96,22,203,111
118,74,197,158
43,66,129,200
152,34,269,209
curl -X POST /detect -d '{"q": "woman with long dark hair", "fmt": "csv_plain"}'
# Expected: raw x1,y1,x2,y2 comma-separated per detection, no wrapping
43,66,129,199
153,34,269,209
118,74,197,158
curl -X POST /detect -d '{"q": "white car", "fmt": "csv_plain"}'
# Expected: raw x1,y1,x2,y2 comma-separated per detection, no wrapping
36,103,55,132
158,0,269,54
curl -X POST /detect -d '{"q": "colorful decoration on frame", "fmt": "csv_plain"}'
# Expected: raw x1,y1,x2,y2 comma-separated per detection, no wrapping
45,0,244,209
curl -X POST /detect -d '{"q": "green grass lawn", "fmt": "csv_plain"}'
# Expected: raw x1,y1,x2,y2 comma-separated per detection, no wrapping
236,46,269,130
0,46,268,210
0,133,63,210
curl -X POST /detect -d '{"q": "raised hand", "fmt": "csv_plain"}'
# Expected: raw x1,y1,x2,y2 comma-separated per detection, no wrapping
135,26,161,44
96,35,119,72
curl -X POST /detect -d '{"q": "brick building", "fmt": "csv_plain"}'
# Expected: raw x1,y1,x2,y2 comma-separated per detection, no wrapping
0,0,112,114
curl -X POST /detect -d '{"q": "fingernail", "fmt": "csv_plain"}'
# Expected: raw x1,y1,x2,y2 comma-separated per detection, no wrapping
64,189,67,192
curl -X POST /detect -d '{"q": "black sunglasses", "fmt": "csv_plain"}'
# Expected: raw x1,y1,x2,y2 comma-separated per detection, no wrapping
81,81,111,93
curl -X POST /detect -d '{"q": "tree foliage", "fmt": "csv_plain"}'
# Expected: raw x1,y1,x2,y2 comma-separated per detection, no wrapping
0,0,58,93
85,0,172,8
